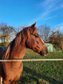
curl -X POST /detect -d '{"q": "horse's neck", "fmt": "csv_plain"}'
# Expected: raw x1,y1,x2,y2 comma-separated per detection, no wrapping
10,45,26,59
4,34,26,59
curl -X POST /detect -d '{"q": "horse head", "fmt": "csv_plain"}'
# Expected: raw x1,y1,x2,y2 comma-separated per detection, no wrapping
4,23,48,59
22,23,48,56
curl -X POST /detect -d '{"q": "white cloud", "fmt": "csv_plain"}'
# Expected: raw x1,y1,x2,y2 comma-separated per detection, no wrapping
41,0,63,17
28,0,63,26
44,15,57,21
53,23,63,32
36,0,63,22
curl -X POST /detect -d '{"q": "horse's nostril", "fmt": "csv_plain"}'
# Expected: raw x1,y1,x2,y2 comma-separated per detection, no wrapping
40,51,44,56
40,50,48,56
40,51,43,55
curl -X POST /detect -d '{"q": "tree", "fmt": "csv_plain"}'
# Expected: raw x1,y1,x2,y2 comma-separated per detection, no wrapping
38,24,50,42
0,23,16,43
49,30,63,50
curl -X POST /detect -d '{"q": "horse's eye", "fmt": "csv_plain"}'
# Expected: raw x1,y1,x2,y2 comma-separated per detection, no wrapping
35,34,39,37
36,41,39,44
31,33,39,37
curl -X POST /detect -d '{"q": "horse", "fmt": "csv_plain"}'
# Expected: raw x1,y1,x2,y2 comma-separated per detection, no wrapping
0,23,48,84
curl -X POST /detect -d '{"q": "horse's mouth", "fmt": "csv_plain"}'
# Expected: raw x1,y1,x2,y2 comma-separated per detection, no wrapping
40,50,48,56
33,47,48,56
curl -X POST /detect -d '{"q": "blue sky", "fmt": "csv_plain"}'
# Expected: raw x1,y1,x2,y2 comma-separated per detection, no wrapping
0,0,63,31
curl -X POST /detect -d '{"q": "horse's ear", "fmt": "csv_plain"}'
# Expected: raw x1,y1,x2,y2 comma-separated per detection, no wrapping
31,22,36,28
29,22,36,32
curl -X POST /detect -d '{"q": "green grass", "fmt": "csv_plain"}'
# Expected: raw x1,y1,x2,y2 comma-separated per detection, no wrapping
19,49,63,84
24,49,63,59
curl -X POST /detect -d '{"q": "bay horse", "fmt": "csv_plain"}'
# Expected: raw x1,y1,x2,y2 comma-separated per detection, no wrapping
0,23,48,84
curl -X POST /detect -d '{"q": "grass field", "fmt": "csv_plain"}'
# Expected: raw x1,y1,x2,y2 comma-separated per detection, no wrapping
19,49,63,84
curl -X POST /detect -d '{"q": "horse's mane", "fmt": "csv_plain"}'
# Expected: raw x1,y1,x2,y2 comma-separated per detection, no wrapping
4,31,23,59
4,23,36,59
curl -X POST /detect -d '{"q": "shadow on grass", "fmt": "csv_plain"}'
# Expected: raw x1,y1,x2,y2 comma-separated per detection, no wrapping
19,67,63,84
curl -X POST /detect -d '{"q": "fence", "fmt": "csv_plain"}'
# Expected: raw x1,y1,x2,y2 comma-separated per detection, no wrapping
0,58,63,84
0,59,63,62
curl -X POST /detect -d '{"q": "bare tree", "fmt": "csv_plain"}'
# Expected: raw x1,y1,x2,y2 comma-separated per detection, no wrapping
38,24,50,42
0,23,16,43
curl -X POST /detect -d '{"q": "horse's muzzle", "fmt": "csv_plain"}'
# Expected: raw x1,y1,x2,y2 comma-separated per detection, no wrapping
40,48,48,56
